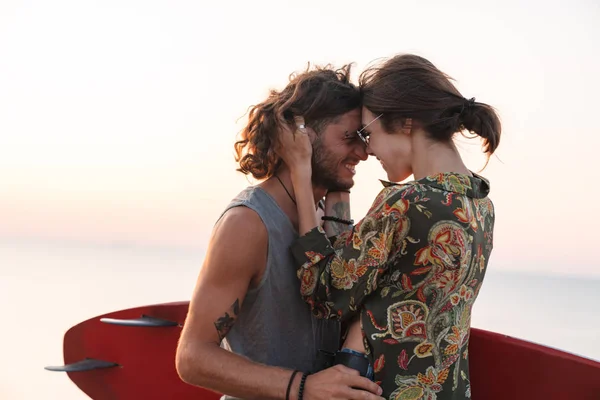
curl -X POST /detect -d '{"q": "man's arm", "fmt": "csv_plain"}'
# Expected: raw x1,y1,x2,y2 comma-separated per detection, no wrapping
322,191,352,237
176,205,384,400
176,206,292,399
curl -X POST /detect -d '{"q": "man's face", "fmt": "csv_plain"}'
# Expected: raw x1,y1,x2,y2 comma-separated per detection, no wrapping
311,108,368,191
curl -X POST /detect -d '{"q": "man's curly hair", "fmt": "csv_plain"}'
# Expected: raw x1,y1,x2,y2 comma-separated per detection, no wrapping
234,64,361,180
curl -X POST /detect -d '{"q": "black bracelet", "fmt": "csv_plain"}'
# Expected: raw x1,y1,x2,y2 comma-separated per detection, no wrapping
321,215,354,225
285,370,300,400
298,372,309,400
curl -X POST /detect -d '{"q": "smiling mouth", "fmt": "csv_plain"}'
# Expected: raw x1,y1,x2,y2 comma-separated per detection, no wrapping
344,163,357,175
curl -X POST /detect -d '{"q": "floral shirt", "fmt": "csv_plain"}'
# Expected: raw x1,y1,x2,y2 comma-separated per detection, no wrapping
291,173,494,399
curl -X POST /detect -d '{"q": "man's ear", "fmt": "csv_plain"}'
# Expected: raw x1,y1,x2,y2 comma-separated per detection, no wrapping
293,115,318,144
306,127,317,144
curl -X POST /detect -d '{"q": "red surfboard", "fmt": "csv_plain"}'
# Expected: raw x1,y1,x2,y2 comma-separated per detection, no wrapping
45,301,221,400
46,301,600,400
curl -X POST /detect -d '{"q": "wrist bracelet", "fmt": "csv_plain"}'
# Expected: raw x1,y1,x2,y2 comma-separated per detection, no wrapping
286,370,300,400
298,372,309,400
321,216,354,225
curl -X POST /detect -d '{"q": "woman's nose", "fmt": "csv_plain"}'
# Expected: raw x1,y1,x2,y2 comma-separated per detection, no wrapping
354,142,369,161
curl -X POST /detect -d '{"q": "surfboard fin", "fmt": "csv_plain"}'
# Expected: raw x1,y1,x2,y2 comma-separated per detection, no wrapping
44,358,119,372
100,314,179,327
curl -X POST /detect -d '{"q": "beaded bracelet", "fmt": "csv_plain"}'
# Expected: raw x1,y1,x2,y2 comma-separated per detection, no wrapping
321,215,354,225
298,372,309,400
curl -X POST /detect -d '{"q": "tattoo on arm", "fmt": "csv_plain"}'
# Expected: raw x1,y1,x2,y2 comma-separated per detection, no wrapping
325,201,352,236
332,201,350,219
214,299,240,342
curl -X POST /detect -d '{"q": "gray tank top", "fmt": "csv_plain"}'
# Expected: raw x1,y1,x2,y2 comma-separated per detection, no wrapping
219,186,340,400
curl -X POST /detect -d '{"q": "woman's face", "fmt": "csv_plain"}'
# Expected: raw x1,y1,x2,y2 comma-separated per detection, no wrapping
361,107,413,182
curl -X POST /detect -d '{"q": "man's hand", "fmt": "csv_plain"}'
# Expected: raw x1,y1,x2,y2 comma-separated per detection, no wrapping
296,365,384,400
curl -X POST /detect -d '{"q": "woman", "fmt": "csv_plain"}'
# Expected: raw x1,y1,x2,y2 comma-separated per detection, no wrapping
276,54,501,399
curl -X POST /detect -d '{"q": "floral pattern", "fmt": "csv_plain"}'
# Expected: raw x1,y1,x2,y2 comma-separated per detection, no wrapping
291,173,494,399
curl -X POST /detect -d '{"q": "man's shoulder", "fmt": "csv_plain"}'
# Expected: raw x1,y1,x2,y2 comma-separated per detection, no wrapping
218,205,266,236
209,195,270,285
227,185,262,205
223,185,283,221
215,184,286,242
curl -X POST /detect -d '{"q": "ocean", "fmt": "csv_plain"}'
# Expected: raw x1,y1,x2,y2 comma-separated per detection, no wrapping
2,240,599,399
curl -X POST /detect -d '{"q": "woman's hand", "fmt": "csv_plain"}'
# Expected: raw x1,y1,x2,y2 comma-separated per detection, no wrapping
275,116,313,177
276,116,320,236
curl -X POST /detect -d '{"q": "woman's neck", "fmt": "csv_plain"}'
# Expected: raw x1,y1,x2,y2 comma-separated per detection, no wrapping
411,135,471,181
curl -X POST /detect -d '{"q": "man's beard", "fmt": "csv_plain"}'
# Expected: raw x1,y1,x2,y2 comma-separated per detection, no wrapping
311,138,353,191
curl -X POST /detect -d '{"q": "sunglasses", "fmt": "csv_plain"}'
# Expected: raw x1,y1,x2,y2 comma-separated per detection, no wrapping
356,113,383,146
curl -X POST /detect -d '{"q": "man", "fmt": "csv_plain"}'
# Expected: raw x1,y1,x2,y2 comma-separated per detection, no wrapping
176,64,384,400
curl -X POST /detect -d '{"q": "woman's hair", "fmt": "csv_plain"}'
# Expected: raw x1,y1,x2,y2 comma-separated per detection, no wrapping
359,54,501,159
234,64,361,180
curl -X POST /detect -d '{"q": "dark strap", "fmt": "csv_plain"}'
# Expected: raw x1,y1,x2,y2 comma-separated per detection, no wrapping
333,350,370,377
315,349,336,371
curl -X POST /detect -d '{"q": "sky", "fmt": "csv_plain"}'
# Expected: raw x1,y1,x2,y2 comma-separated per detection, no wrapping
1,0,600,277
